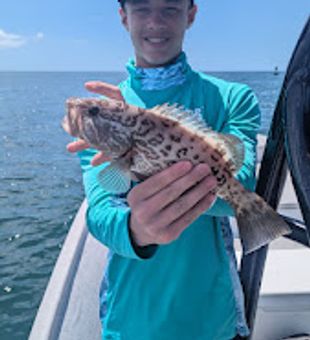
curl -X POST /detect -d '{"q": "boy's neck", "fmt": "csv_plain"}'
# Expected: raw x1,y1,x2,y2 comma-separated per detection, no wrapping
135,52,183,69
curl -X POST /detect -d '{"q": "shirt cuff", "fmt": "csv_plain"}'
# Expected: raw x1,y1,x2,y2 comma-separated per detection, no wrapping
128,223,158,259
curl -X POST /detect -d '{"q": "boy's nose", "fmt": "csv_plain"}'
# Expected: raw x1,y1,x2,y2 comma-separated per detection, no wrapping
146,11,167,30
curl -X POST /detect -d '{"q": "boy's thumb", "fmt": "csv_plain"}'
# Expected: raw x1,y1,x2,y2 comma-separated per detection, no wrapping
85,81,125,102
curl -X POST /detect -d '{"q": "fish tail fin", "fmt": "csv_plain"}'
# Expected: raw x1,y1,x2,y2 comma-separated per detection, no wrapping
236,192,291,254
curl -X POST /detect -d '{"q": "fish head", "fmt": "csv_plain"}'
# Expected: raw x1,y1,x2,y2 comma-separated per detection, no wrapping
63,98,132,157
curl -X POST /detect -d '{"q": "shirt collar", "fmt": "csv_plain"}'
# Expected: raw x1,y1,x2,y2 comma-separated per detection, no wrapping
126,52,191,91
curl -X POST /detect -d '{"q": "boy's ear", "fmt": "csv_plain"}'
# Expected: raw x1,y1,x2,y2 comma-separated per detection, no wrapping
119,8,129,31
187,4,197,28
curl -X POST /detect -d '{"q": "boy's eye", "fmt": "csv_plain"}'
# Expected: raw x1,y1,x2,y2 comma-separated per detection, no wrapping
133,7,150,15
132,6,180,17
165,8,178,14
162,7,181,17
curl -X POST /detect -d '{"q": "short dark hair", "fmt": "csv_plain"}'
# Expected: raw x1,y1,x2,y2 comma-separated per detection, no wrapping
118,0,194,9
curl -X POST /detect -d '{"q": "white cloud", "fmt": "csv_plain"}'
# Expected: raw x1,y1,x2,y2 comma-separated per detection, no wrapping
0,29,27,49
0,29,44,49
35,32,44,41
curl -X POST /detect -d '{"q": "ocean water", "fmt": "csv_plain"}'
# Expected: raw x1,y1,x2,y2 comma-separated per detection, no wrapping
0,71,284,339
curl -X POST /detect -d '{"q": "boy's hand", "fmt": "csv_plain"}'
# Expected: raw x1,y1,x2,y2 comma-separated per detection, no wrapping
66,81,124,165
128,162,217,247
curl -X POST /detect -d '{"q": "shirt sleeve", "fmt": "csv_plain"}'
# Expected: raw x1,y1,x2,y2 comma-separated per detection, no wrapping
78,148,157,260
205,84,261,217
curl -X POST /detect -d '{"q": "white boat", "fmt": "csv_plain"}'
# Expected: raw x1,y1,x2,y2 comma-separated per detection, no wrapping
28,135,310,340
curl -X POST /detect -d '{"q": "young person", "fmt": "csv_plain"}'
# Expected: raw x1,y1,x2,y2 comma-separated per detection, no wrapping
67,0,261,338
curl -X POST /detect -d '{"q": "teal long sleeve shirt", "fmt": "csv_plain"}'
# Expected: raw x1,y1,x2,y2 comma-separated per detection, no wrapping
78,53,260,340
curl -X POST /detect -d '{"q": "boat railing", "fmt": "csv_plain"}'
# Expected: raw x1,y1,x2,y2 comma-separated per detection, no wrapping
234,16,310,340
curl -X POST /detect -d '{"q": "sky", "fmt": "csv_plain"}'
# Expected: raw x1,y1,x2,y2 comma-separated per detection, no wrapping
0,0,309,72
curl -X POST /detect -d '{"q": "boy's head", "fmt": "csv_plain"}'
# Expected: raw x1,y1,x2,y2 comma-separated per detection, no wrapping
118,0,195,9
118,0,197,68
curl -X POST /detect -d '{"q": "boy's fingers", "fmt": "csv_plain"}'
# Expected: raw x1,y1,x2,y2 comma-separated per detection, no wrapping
66,139,110,165
85,81,125,102
67,139,90,152
164,193,217,242
147,164,214,214
127,161,193,205
91,152,112,166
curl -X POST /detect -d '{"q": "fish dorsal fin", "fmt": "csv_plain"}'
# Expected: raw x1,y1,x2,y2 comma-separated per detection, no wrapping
150,103,211,133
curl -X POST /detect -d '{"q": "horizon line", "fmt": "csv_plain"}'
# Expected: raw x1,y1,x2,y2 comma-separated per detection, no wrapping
0,69,284,73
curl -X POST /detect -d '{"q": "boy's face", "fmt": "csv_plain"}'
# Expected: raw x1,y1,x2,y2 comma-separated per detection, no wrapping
119,0,197,68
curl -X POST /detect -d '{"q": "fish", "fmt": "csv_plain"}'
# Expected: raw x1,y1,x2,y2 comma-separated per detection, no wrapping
62,97,291,254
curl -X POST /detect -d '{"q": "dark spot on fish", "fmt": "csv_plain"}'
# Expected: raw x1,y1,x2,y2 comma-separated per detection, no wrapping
193,154,200,160
211,166,220,176
170,134,182,143
211,153,220,162
135,119,156,136
136,139,148,148
103,113,122,123
148,133,165,146
88,106,100,116
223,168,232,178
215,148,225,157
176,148,188,158
160,149,169,157
156,133,165,143
165,145,172,151
161,120,170,128
143,147,160,160
122,116,137,128
190,137,196,142
216,174,227,186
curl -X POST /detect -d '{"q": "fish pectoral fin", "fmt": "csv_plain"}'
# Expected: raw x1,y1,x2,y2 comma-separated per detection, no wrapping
97,162,132,194
236,192,291,254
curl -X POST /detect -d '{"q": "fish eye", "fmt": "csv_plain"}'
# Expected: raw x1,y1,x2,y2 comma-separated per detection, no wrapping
88,106,100,116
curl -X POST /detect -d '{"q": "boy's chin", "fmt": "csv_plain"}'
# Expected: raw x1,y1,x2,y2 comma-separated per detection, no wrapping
137,53,181,68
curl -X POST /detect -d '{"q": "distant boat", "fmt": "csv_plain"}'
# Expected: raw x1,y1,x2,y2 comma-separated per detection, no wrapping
274,66,279,75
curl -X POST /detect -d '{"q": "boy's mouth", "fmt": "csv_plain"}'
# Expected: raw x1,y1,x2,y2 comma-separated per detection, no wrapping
144,37,169,46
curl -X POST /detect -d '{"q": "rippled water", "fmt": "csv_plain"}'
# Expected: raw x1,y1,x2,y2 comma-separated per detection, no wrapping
0,71,284,339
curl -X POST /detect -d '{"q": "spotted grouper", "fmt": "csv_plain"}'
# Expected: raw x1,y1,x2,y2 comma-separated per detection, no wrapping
62,98,291,254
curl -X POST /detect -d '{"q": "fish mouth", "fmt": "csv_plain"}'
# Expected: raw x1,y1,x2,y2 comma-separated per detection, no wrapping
62,98,81,137
62,115,74,135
